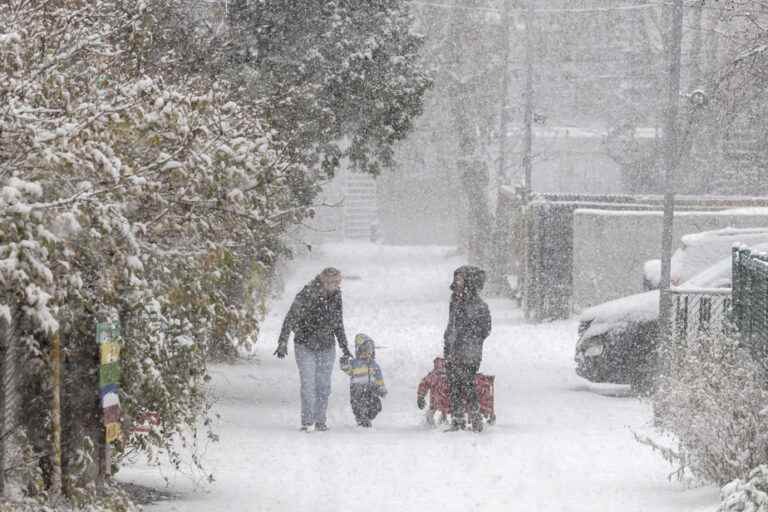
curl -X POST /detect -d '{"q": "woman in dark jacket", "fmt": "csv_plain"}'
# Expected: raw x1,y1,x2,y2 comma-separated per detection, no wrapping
443,265,492,432
275,267,352,431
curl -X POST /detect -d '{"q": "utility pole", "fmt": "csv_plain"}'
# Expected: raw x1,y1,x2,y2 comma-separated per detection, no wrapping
521,0,535,319
658,0,684,354
497,0,512,189
522,0,534,192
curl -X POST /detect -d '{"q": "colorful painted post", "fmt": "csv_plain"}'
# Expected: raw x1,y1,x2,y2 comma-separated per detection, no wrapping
97,321,121,478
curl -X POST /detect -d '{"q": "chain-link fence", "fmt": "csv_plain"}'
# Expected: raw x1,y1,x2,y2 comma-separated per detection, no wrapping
732,246,768,366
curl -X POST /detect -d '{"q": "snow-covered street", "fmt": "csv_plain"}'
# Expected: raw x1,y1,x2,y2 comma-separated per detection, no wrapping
120,243,719,512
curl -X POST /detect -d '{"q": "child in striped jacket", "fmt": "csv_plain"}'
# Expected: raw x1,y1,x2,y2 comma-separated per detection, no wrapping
340,333,387,427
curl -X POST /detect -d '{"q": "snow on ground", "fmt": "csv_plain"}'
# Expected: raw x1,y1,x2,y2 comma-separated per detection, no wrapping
120,242,719,512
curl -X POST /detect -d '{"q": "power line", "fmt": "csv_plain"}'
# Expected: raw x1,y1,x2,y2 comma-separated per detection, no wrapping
409,1,664,14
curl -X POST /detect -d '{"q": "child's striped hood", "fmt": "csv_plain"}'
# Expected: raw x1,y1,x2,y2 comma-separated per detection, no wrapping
354,333,376,359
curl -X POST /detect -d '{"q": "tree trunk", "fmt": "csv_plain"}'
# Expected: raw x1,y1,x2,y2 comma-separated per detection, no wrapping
61,318,103,490
450,0,492,267
488,0,514,295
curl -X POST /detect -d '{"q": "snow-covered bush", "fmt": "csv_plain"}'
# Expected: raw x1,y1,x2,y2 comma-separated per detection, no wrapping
0,0,298,498
1,0,428,503
719,465,768,512
0,483,139,512
651,332,768,485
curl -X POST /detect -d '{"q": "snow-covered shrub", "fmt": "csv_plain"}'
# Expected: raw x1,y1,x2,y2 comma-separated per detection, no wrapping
0,0,428,502
0,482,139,512
719,465,768,512
0,0,296,497
651,332,768,484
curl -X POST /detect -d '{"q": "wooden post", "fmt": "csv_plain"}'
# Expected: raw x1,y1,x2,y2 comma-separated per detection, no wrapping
50,332,63,497
0,317,6,496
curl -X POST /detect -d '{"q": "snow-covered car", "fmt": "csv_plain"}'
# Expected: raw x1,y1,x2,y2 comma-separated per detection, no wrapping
575,242,768,387
642,227,768,290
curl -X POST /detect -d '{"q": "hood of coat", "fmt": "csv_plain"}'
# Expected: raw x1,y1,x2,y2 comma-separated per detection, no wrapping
354,333,376,359
450,265,486,298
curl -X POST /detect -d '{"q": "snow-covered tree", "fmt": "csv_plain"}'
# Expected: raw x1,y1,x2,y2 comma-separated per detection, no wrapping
226,0,432,177
1,0,430,502
0,0,302,499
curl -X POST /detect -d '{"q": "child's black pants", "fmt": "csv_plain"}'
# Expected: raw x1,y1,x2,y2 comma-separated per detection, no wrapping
350,385,382,423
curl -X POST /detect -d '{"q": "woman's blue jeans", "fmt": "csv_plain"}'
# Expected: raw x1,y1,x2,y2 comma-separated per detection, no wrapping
295,344,336,426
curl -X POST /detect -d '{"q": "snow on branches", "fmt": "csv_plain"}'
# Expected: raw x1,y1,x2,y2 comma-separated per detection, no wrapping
0,0,304,489
0,0,429,496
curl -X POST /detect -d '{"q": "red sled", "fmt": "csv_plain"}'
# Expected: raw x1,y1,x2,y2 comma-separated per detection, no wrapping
417,357,496,426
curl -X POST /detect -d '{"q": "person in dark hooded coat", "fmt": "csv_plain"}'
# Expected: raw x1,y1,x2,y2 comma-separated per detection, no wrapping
275,267,352,431
443,265,492,432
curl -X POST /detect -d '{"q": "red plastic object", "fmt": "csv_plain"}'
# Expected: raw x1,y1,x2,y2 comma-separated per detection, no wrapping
417,359,496,425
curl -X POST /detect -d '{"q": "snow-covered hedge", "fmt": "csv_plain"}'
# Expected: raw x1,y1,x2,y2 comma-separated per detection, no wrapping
0,483,138,512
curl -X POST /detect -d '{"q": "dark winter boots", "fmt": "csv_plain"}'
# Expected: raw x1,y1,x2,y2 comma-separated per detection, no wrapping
444,413,483,433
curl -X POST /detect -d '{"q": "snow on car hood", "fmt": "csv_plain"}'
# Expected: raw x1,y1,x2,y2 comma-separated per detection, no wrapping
579,290,659,340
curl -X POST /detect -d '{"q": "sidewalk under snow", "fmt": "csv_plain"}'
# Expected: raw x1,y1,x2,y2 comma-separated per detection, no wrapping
120,243,719,512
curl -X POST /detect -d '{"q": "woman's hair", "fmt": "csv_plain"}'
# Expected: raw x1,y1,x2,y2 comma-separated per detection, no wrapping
320,267,341,279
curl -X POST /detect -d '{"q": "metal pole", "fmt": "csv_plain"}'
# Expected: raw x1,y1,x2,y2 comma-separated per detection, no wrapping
497,0,511,187
658,0,684,354
50,332,63,497
522,0,534,192
520,0,535,319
